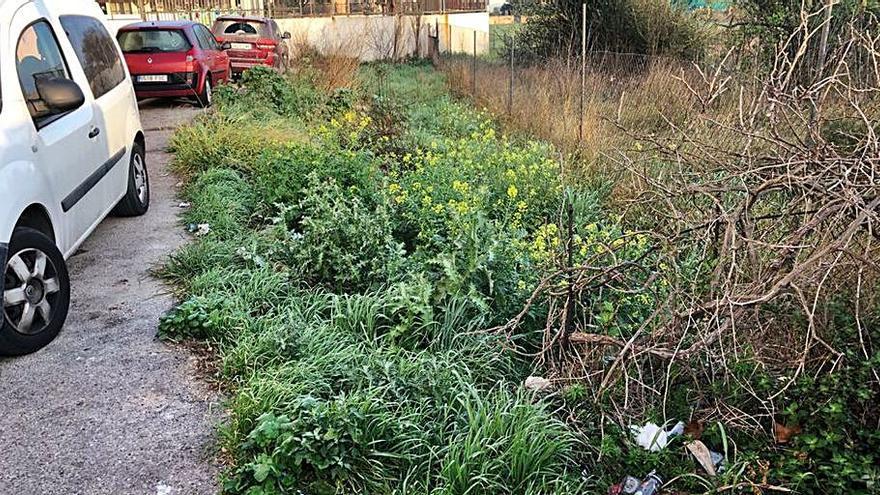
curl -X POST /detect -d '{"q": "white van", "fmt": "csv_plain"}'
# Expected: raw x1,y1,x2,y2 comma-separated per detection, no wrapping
1,0,147,355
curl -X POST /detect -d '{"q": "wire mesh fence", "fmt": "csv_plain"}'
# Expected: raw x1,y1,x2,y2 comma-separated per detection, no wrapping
439,23,880,157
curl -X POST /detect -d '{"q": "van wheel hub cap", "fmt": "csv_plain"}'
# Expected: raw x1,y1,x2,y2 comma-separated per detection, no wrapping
3,249,61,335
133,153,147,204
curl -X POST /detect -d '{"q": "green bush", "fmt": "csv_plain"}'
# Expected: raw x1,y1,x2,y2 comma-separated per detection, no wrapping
251,144,381,213
218,66,325,118
226,394,416,495
278,177,404,293
158,294,228,341
514,0,710,60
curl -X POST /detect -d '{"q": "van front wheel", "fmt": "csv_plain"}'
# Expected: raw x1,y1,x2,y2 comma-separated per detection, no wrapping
0,228,70,356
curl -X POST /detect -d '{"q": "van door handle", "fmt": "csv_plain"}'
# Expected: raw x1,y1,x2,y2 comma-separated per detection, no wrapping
88,127,101,139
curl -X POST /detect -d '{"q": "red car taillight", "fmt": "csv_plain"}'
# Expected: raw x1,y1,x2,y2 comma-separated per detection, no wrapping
257,44,275,51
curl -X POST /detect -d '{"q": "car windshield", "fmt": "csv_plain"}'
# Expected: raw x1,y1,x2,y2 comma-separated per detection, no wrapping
214,20,269,38
117,29,191,53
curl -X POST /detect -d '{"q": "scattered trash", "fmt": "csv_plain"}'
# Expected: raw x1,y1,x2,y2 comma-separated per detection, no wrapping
774,422,802,444
607,475,641,495
634,471,663,495
631,421,685,451
668,420,685,437
608,471,665,495
236,246,267,268
188,223,211,236
524,376,552,392
683,419,705,439
621,475,641,493
686,440,720,476
178,201,191,208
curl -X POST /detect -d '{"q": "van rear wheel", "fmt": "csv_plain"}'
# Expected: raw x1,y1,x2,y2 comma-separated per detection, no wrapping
112,142,149,217
0,228,70,356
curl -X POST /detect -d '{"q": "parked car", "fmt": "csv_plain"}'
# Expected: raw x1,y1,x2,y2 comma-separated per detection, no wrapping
117,20,231,107
211,16,291,76
1,0,147,355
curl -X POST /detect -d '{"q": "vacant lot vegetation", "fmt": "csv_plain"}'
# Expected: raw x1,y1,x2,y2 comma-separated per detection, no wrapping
165,65,594,494
165,57,879,494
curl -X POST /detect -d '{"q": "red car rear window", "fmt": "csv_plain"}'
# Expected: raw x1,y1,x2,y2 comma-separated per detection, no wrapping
117,29,191,53
213,20,270,38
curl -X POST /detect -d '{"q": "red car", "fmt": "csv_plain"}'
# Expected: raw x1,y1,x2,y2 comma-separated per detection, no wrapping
211,16,290,76
117,21,231,107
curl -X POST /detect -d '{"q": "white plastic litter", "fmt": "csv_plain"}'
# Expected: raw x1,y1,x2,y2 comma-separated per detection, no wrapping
630,421,686,451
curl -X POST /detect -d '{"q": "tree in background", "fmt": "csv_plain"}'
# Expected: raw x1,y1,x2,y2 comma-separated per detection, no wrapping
513,0,711,60
731,0,879,78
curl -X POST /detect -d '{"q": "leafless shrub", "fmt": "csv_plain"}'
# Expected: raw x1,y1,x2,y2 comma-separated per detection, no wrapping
289,30,361,91
493,14,880,428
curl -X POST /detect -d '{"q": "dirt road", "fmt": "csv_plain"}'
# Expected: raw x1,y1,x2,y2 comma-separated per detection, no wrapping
0,101,221,495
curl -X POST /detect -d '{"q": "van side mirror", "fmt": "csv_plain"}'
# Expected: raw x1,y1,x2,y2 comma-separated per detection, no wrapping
36,78,85,113
282,32,291,40
221,41,232,50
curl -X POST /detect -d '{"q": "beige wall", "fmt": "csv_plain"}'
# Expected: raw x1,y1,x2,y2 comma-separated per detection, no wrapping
102,7,490,61
276,12,489,61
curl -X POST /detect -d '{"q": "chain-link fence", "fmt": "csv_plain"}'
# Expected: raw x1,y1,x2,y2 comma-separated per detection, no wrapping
440,27,715,155
438,22,879,156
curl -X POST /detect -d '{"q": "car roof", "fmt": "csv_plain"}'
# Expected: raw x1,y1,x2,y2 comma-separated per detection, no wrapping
119,20,197,31
214,15,272,23
0,0,106,20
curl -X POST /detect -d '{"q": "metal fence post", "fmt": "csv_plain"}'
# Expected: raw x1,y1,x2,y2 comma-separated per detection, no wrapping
472,30,477,98
578,1,586,148
508,33,514,117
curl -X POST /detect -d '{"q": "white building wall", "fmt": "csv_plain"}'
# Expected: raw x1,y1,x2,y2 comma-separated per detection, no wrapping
276,12,489,61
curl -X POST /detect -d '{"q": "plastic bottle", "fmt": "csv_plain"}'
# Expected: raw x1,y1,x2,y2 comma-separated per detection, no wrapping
634,471,663,495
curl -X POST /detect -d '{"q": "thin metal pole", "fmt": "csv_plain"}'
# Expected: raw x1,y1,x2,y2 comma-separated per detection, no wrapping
472,30,477,98
578,1,586,147
817,0,833,74
508,33,514,116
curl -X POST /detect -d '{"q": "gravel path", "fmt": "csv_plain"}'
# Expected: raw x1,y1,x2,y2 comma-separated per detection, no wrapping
0,101,222,495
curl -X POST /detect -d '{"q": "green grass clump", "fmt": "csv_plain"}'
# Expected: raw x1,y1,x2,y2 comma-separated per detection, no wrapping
182,168,255,238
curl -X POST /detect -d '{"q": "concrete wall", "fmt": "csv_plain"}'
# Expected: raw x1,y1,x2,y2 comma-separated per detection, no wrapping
105,14,141,34
276,12,489,61
103,9,489,60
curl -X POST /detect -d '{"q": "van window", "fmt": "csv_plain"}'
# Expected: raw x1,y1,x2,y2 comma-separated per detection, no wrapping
60,15,126,100
16,20,76,126
117,29,191,53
